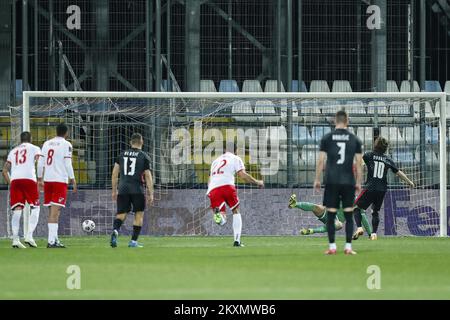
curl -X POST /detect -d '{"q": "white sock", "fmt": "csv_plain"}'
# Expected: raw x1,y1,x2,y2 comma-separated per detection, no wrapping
329,243,337,250
48,223,58,244
11,210,22,241
345,242,352,250
232,213,242,243
27,207,40,239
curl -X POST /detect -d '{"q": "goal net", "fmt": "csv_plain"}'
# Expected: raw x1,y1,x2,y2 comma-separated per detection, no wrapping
2,91,448,238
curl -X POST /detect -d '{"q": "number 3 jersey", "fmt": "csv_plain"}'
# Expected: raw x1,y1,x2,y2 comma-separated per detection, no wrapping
320,128,362,185
116,148,151,194
39,136,75,183
6,143,42,182
207,152,245,195
363,151,399,192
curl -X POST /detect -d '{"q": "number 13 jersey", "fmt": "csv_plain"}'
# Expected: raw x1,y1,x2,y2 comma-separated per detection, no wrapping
320,128,362,185
207,152,245,195
116,148,151,194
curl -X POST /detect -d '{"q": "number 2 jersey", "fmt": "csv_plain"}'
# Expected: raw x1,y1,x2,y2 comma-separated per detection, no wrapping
207,152,245,195
6,143,42,182
38,136,75,183
116,148,151,194
363,151,399,192
320,128,362,185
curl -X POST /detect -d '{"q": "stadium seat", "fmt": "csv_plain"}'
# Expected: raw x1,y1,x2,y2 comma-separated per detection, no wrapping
403,126,420,145
444,81,450,119
381,127,405,145
309,80,330,92
386,80,399,92
389,101,414,124
301,144,320,168
426,125,439,144
264,80,285,92
344,101,370,124
297,100,321,123
254,100,279,122
400,80,420,92
291,80,307,92
355,127,373,147
219,80,239,92
161,79,175,92
311,126,331,143
331,80,352,92
293,125,312,145
200,80,217,92
367,101,392,124
391,148,415,166
424,80,442,92
231,101,254,121
242,80,263,92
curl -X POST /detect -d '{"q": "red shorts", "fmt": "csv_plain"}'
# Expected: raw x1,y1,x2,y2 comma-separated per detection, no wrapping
44,182,68,207
10,179,40,209
208,185,240,212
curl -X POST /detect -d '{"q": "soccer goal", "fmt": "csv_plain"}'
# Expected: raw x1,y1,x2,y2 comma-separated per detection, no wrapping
3,91,448,238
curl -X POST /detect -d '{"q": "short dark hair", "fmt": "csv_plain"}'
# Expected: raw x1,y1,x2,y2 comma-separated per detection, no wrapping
56,123,69,137
335,110,348,124
374,136,389,154
130,133,143,145
225,141,237,153
20,131,31,143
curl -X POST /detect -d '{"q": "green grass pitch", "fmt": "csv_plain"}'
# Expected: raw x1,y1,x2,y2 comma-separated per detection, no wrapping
1,236,449,299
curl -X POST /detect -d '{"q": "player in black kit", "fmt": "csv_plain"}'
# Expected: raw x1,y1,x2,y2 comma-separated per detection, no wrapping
314,110,363,255
353,136,415,241
110,133,154,248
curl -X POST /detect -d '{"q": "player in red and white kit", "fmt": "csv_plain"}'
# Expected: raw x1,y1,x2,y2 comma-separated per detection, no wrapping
2,132,42,248
207,142,264,247
37,123,77,248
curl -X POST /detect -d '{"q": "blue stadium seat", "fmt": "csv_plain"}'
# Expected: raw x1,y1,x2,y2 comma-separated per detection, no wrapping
426,126,439,144
311,126,331,143
293,125,312,145
424,81,442,92
291,80,307,92
219,80,239,92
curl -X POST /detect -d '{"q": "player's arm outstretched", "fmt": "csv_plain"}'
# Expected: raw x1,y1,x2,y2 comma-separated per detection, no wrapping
237,169,264,188
396,170,415,188
111,163,120,201
144,169,154,206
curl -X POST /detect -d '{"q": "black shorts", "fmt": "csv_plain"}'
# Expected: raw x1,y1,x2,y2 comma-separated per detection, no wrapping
117,193,145,214
354,189,386,211
323,184,355,209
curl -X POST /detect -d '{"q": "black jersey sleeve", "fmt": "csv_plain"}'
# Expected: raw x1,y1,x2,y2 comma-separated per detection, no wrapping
386,156,399,174
355,137,362,154
319,134,329,152
115,153,122,165
363,151,371,165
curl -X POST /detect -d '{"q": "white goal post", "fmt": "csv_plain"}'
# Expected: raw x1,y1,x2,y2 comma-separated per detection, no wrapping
19,90,448,237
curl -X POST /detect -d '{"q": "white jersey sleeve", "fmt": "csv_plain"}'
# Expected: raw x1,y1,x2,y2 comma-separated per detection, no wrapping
7,143,41,182
39,137,74,183
206,152,245,194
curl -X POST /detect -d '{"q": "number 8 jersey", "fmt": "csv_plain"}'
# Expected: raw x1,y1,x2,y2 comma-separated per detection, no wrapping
116,148,151,194
207,152,245,195
39,136,75,183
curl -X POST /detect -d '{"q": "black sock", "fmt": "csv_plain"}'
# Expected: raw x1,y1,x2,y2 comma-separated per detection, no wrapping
113,218,123,232
131,225,142,241
353,207,362,228
327,212,337,243
372,211,380,233
344,212,354,243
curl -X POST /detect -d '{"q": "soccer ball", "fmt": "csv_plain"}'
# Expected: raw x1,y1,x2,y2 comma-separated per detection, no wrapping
82,220,95,233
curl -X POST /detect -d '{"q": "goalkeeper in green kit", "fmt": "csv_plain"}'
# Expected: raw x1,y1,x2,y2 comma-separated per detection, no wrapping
288,194,372,236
